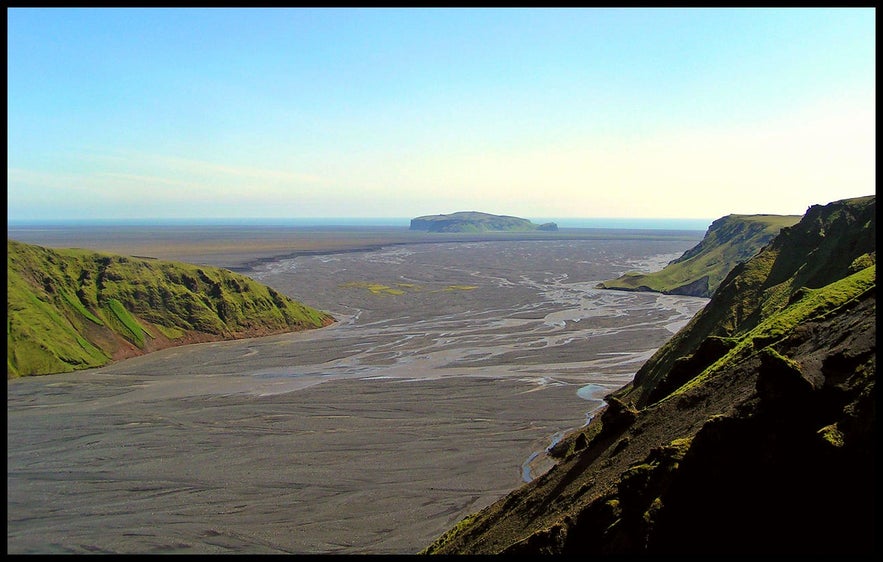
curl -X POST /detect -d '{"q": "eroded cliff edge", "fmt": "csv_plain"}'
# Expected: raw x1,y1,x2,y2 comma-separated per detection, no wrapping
423,195,875,556
596,213,801,298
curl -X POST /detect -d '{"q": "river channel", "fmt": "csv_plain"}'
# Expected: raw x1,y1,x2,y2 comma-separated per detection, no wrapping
8,236,708,554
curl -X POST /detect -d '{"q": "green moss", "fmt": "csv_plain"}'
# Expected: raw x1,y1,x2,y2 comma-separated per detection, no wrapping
152,323,186,339
758,280,794,319
103,298,147,347
668,436,693,452
420,513,480,554
669,265,874,398
643,497,664,524
59,289,104,325
817,424,845,448
442,285,479,291
757,347,802,371
849,252,875,273
623,462,655,475
6,273,111,377
340,281,406,295
341,280,480,295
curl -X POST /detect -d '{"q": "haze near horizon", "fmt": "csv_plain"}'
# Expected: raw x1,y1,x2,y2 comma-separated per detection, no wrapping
7,8,875,223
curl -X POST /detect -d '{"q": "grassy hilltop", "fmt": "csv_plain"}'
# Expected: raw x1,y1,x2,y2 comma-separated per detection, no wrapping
423,195,876,556
596,214,801,298
7,240,334,377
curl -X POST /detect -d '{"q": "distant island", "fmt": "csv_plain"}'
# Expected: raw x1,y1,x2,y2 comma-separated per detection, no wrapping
410,211,558,233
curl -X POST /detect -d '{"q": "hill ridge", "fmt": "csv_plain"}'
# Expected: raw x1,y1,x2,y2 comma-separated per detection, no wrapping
596,213,801,298
7,240,334,377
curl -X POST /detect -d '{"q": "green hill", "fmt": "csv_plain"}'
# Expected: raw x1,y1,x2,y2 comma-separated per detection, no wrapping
7,240,334,377
423,195,875,556
596,214,801,298
410,211,558,233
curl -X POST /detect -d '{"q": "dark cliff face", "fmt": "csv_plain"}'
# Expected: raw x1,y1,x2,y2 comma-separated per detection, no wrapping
665,275,709,297
423,196,876,556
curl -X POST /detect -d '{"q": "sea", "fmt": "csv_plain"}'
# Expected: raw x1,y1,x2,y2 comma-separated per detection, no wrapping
7,216,714,231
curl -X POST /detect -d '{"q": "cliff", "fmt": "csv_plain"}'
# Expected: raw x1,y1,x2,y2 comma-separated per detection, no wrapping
7,240,334,377
422,195,875,556
596,213,801,298
410,211,558,233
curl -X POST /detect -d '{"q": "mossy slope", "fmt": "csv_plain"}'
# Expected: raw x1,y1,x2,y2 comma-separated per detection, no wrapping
620,195,874,408
423,195,875,556
596,214,801,298
7,240,334,377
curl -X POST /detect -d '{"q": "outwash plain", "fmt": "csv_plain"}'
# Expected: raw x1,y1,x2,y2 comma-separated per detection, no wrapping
7,225,708,554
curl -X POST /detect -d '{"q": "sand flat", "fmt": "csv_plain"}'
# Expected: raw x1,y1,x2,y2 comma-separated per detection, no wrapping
7,227,707,554
8,373,596,553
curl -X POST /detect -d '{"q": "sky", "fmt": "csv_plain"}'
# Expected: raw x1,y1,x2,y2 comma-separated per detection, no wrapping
7,7,876,223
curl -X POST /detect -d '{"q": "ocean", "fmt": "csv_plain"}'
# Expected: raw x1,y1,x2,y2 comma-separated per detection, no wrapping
7,216,713,231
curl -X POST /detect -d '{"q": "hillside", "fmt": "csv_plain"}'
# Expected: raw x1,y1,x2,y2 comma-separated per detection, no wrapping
422,195,875,556
7,240,334,377
596,214,801,298
410,211,558,233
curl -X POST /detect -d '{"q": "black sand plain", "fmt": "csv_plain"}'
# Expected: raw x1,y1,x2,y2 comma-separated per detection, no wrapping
7,225,708,554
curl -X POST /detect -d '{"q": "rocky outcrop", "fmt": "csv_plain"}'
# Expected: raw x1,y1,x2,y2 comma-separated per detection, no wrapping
7,240,334,377
596,213,801,298
410,211,557,233
422,195,875,556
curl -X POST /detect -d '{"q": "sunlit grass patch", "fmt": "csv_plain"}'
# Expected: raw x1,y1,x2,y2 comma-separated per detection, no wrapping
441,285,479,291
153,323,186,339
339,281,406,295
103,298,148,348
340,281,478,295
669,264,875,399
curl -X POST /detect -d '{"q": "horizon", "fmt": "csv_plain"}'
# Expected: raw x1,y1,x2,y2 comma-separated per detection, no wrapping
8,8,875,222
6,215,718,231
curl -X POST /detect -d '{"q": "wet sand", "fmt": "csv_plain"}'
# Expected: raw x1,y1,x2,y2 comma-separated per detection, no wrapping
7,227,707,554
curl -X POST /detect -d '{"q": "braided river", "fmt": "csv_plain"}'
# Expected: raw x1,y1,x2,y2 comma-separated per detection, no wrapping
8,234,708,553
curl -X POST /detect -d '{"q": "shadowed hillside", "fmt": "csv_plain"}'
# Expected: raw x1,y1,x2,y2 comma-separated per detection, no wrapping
596,213,801,298
423,195,875,556
7,240,334,377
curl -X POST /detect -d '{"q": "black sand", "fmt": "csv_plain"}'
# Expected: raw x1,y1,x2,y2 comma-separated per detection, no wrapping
7,226,707,553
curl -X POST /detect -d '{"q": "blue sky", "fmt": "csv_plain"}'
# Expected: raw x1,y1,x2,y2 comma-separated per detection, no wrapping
7,8,876,222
